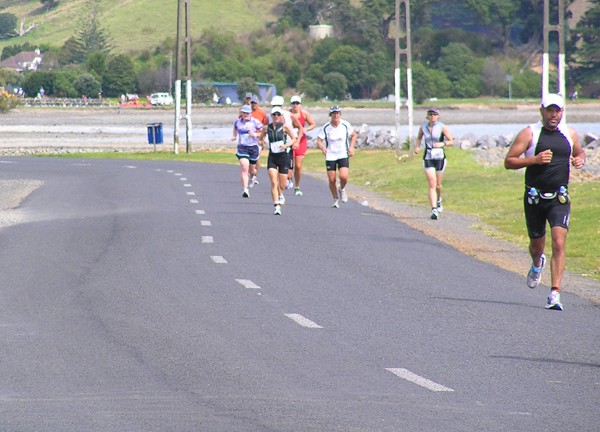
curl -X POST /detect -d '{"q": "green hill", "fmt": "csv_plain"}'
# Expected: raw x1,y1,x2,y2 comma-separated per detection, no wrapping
0,0,279,53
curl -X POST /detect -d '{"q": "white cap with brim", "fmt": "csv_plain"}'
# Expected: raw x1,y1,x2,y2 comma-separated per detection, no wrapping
290,95,302,104
541,93,564,109
240,105,252,113
271,107,282,115
271,95,284,106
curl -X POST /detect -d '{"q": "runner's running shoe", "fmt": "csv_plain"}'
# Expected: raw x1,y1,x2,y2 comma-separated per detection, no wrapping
332,199,340,208
527,254,546,289
278,195,286,206
273,204,282,215
437,199,443,212
339,188,348,203
430,208,439,220
242,188,249,198
545,289,563,311
294,188,303,196
251,175,259,186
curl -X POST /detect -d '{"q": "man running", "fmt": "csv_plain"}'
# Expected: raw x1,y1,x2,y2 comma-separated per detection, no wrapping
504,93,586,310
315,105,357,208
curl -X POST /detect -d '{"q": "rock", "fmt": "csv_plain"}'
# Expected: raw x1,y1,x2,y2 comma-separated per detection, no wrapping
583,132,599,145
476,135,498,149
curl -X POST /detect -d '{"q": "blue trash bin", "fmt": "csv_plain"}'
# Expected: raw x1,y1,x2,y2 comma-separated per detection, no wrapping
147,122,163,144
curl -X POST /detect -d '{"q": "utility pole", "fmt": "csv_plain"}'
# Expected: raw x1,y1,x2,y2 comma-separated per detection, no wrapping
394,0,413,157
175,0,192,154
542,0,566,102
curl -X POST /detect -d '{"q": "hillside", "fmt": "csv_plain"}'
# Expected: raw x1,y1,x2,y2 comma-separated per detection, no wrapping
0,0,279,54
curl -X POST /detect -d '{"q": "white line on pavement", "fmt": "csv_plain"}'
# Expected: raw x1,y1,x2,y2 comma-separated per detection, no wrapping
186,192,195,196
201,236,214,243
195,210,205,214
284,313,323,329
201,220,211,226
385,368,454,392
235,279,261,289
184,184,192,187
180,178,187,181
190,199,199,204
210,256,227,264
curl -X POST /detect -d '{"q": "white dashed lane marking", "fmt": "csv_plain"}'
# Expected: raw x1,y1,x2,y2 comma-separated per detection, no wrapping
210,256,227,264
201,220,211,226
235,279,261,289
386,368,454,392
195,210,205,214
184,184,192,187
179,178,187,181
186,192,196,196
201,236,214,243
190,199,199,204
284,314,323,329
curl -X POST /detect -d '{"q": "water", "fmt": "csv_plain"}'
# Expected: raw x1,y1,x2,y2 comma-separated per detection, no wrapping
190,123,600,143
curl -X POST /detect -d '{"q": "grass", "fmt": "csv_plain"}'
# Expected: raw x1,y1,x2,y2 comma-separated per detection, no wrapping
0,0,278,54
53,147,600,281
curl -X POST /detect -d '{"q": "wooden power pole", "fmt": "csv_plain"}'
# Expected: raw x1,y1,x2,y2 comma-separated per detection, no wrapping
395,0,413,156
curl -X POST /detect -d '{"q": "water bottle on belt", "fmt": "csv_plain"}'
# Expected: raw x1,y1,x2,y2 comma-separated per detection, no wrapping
558,186,569,204
527,187,539,205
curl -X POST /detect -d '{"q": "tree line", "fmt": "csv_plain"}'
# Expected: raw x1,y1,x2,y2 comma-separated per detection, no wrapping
0,0,598,102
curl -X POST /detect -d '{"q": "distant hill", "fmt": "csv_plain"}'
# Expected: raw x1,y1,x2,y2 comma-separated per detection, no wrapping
0,0,279,54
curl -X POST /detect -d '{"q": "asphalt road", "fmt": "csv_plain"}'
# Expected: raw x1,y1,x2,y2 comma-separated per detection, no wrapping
0,158,598,432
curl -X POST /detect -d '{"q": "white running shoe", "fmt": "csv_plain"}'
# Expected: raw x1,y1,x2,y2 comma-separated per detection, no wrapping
545,290,563,311
527,254,546,289
273,204,282,215
339,188,348,203
285,179,293,190
332,199,340,208
430,208,439,220
437,199,443,212
294,188,303,196
278,195,286,206
242,188,249,198
251,175,259,186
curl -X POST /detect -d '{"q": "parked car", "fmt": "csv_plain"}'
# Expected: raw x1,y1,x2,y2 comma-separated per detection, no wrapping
150,92,174,106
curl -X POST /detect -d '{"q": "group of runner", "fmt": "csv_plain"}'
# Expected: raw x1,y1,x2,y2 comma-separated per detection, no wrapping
232,95,357,214
232,93,587,311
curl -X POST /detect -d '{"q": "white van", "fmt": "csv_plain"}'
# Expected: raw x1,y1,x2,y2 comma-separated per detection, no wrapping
150,92,174,106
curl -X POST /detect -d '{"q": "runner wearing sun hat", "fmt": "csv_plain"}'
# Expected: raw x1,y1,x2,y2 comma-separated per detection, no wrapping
288,94,316,196
260,106,297,215
232,104,264,198
269,96,302,189
315,105,357,208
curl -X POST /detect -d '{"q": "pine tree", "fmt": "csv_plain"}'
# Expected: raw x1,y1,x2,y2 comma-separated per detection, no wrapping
71,0,112,64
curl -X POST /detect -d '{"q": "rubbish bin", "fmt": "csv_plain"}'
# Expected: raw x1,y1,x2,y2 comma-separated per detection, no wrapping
147,122,163,144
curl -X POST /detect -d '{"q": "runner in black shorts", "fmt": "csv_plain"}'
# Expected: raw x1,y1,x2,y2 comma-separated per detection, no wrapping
261,106,296,215
504,93,586,310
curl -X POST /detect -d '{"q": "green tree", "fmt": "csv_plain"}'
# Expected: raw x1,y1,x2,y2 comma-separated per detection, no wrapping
573,0,600,85
21,71,54,97
0,13,17,39
53,70,78,97
410,61,452,104
102,55,136,97
74,73,101,97
323,72,347,100
69,0,112,64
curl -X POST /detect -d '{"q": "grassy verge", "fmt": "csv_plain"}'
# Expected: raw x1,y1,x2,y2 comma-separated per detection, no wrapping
51,148,600,280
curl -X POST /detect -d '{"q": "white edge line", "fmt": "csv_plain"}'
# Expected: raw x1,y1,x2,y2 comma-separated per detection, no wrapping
190,199,199,204
284,313,323,329
201,220,211,226
235,279,261,289
386,368,454,392
195,210,205,214
201,236,214,243
210,256,227,264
